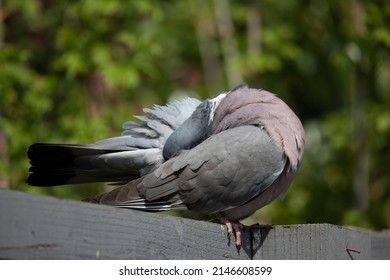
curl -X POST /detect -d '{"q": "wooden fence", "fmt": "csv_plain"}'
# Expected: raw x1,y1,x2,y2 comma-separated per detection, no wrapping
0,189,389,259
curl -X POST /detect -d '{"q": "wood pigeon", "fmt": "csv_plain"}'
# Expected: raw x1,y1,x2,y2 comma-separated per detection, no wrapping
27,85,305,247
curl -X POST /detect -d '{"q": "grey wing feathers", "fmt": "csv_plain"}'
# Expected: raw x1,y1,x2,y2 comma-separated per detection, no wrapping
134,125,286,215
139,97,202,130
122,97,201,139
86,178,188,211
113,198,188,211
94,97,202,177
94,135,161,150
96,97,201,149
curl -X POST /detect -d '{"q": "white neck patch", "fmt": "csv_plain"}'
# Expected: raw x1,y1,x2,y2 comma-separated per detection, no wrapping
208,93,227,125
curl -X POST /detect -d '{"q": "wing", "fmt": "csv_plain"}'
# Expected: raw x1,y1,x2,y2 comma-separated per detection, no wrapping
114,125,286,214
94,97,202,150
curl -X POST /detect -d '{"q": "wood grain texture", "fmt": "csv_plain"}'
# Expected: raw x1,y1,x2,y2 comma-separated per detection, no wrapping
371,230,390,260
252,224,373,259
0,189,389,259
0,189,250,259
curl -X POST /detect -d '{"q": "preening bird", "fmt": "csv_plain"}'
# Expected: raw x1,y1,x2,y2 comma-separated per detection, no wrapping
27,85,305,247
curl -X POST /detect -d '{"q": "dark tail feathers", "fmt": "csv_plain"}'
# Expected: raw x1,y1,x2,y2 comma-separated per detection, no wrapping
27,143,134,186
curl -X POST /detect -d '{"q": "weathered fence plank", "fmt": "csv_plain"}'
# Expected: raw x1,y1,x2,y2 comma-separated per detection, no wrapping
0,189,389,259
252,224,373,259
371,231,390,260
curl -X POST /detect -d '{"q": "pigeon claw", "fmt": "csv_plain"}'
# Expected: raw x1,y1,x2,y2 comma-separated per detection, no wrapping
216,214,243,249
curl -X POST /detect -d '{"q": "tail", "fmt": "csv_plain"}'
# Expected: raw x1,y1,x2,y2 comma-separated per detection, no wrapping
27,97,202,187
27,143,156,186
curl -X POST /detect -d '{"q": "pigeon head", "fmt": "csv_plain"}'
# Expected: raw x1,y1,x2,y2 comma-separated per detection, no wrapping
162,91,227,160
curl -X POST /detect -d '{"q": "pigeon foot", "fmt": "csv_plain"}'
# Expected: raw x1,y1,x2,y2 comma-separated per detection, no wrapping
216,213,244,249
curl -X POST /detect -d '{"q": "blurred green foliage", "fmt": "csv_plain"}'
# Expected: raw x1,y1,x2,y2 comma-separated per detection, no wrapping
0,0,389,230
